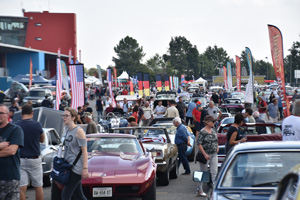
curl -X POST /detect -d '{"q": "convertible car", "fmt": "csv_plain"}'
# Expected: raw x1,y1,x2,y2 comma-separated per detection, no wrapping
81,133,156,200
99,112,128,132
220,98,244,113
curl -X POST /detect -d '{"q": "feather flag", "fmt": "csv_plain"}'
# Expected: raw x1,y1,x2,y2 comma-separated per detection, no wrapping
69,64,85,109
144,73,150,96
29,57,33,90
97,65,103,85
227,62,233,90
244,47,254,104
55,58,62,110
235,56,242,92
107,68,116,107
223,66,228,90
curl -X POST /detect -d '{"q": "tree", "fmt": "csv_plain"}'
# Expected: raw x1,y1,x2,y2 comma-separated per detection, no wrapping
203,45,230,75
112,36,146,74
164,36,200,77
285,41,300,85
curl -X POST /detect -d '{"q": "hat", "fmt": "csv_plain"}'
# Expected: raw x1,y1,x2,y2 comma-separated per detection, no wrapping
196,104,202,109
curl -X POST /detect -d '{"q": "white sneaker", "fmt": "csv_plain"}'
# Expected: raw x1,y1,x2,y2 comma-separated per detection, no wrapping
197,191,207,197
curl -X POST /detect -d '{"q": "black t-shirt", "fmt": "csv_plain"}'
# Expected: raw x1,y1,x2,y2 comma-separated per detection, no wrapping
15,119,43,158
211,94,219,103
176,102,186,115
86,107,93,113
225,126,242,153
96,100,103,111
0,123,24,180
41,99,52,108
0,92,5,103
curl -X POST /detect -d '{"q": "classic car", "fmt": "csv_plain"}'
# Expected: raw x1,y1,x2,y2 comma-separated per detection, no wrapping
136,126,178,186
217,122,282,167
188,97,208,109
270,164,300,200
194,141,300,200
150,118,196,162
81,133,156,200
40,128,62,187
99,112,128,132
220,98,244,113
231,92,245,103
154,91,176,108
218,107,232,121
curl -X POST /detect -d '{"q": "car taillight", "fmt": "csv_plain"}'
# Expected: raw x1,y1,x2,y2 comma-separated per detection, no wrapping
223,129,228,133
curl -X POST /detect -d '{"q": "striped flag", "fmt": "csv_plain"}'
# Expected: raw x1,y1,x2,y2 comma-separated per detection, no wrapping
55,58,62,110
69,64,85,109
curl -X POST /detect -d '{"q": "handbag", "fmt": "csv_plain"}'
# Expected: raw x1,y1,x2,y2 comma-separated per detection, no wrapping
50,151,82,185
195,151,207,164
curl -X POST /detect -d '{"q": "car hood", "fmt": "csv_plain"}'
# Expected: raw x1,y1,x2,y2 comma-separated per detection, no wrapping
215,189,275,200
83,154,154,184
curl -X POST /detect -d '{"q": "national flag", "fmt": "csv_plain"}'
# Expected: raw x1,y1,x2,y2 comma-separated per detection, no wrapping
137,72,143,97
268,24,290,117
55,58,62,110
113,68,117,87
169,76,173,90
69,64,85,109
107,69,116,107
156,75,162,91
29,57,33,90
164,75,169,91
223,66,228,90
144,73,150,96
235,56,242,92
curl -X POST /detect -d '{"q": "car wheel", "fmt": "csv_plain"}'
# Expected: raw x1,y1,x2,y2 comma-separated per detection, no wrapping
158,169,169,186
187,144,195,162
43,175,52,187
142,179,156,200
169,160,178,179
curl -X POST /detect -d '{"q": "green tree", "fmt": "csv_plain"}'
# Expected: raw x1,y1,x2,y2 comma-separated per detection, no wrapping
198,54,215,77
87,68,98,77
203,45,230,75
164,36,200,77
112,36,146,74
285,41,300,85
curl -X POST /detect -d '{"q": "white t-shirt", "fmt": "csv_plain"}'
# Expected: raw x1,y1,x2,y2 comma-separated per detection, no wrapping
282,115,300,141
207,106,221,120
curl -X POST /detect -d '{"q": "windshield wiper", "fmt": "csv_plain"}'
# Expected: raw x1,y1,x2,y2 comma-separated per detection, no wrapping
252,181,279,187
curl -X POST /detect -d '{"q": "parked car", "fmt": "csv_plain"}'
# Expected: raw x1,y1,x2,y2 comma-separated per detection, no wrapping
270,163,300,200
23,88,53,107
220,98,244,113
4,81,29,103
99,112,128,132
80,133,157,200
218,107,232,121
40,128,62,187
42,85,56,98
188,97,208,109
195,141,300,200
150,118,196,162
231,92,245,103
154,91,176,108
139,127,178,186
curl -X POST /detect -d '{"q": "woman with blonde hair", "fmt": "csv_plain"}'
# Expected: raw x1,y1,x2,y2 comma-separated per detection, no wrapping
52,107,88,200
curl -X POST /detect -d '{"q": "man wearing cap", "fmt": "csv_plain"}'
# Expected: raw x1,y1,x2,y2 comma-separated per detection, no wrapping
84,112,97,134
193,102,203,139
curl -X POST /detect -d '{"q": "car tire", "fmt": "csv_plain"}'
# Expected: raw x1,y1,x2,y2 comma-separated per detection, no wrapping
187,143,195,162
169,160,178,179
142,179,156,200
158,169,169,186
43,175,52,187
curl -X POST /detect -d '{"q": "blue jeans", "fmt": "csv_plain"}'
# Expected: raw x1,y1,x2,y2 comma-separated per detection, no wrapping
177,143,190,174
97,110,103,122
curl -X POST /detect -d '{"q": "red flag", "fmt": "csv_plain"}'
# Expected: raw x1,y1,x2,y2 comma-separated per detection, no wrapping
268,24,290,117
223,66,228,90
69,64,85,109
235,56,241,92
29,57,33,90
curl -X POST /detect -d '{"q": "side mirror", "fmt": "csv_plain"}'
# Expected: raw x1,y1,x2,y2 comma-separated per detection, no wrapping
193,171,210,183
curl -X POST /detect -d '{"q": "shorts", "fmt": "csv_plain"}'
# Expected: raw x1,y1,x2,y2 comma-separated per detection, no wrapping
195,121,201,131
20,157,43,187
0,180,20,200
269,116,278,123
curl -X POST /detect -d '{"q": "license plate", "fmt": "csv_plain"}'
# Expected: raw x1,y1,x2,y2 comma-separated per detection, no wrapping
93,187,113,197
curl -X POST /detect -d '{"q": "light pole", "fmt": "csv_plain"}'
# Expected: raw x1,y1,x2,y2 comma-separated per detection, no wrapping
265,57,268,80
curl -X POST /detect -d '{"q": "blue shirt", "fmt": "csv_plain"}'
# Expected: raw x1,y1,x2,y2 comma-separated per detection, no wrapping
15,119,43,158
175,124,188,145
186,102,196,117
0,123,24,180
277,96,282,107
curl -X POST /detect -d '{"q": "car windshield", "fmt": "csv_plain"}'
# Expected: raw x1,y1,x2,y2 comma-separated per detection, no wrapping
220,151,300,188
28,90,45,97
156,94,176,99
87,137,143,155
224,99,241,104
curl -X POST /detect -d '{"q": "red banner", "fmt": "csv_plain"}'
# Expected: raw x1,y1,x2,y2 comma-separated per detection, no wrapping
223,66,228,90
235,56,241,92
268,24,290,117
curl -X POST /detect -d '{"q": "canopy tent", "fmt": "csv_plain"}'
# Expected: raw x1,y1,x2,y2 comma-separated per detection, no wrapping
117,71,129,79
12,74,51,84
194,77,207,83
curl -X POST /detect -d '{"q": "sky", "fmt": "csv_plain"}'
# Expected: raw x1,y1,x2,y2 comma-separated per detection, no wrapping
0,0,300,70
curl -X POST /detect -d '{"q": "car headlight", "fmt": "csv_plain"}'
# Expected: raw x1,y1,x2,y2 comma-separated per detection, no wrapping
151,150,164,159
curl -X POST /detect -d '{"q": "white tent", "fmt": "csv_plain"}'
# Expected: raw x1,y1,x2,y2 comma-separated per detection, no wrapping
117,71,129,79
194,77,207,83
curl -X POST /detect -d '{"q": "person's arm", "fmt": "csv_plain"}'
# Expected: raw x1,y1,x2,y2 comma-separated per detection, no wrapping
0,142,9,150
40,133,45,143
0,144,19,157
217,110,222,121
76,129,89,179
229,131,246,146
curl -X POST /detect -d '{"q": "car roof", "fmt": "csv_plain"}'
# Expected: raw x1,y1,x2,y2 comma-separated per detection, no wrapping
231,141,300,152
86,133,137,139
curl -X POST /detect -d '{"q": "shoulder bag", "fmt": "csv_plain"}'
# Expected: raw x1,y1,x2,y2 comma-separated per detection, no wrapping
195,151,207,164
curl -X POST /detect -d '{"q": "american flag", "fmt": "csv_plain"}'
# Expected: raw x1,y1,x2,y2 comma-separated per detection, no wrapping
69,64,85,109
55,58,62,110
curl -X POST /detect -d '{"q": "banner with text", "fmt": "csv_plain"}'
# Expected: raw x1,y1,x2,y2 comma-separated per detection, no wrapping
235,56,242,92
223,66,228,90
268,24,290,117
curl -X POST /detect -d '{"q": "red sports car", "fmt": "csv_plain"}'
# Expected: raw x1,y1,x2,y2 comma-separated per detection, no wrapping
82,134,157,200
